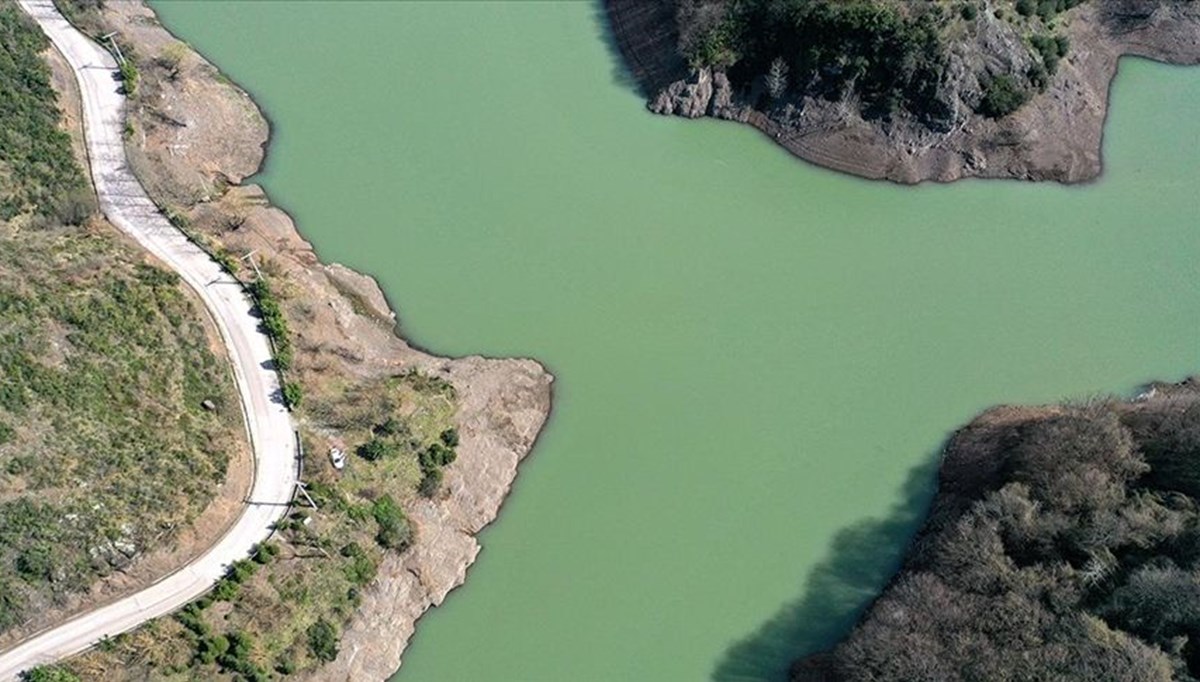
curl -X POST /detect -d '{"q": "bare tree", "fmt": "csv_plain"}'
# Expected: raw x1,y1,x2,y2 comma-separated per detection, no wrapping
766,56,789,99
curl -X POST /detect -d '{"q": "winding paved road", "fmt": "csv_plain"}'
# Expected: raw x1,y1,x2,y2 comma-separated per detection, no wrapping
0,1,298,677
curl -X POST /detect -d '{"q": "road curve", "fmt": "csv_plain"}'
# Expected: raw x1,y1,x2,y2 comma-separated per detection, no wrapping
0,1,298,677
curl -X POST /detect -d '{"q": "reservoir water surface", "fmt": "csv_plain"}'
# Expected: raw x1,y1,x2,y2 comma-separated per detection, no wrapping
152,2,1200,679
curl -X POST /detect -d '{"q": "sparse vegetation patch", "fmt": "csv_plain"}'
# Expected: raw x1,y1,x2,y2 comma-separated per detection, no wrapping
67,371,459,679
0,0,241,640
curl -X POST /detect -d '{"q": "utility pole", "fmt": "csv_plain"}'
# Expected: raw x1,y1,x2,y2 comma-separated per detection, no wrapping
241,250,263,280
100,31,124,65
293,430,315,508
295,482,318,509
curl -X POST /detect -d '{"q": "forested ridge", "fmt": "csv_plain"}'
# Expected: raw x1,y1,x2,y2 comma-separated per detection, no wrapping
795,381,1200,681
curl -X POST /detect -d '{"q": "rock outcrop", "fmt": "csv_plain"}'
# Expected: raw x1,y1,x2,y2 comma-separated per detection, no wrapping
607,0,1200,184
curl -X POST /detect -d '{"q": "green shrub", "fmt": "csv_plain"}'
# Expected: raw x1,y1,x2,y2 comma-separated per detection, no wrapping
0,422,15,446
226,558,258,584
960,3,978,20
274,343,293,371
135,264,179,288
371,495,412,551
213,249,238,274
1055,35,1071,57
164,207,184,229
117,59,138,95
20,666,80,682
216,630,264,679
210,577,240,602
439,428,459,448
274,656,297,675
1016,0,1036,17
418,467,444,499
282,381,303,409
195,634,229,665
357,438,396,462
252,541,279,565
0,579,21,631
306,618,340,663
419,442,456,470
374,416,407,437
1030,34,1061,74
15,544,54,582
340,542,378,586
177,603,210,637
978,75,1029,118
208,557,258,600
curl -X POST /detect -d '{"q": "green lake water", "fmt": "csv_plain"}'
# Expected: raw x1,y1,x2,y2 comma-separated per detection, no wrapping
152,2,1200,680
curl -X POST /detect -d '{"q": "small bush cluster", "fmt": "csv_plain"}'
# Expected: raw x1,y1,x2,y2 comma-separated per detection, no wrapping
19,666,79,682
356,437,397,462
1016,0,1087,22
246,277,303,409
371,495,412,551
177,565,270,679
306,618,340,663
246,278,292,370
978,74,1028,118
1028,32,1071,89
117,59,138,95
209,557,259,602
340,542,377,586
417,429,459,498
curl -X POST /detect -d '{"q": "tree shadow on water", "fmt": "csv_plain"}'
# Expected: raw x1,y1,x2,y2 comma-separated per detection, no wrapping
712,456,942,682
589,0,688,98
590,0,646,96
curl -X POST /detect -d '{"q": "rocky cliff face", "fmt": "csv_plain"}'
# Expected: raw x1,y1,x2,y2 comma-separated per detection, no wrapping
607,0,1200,184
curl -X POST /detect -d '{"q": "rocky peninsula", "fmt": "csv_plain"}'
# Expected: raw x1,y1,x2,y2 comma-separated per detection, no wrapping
43,1,552,679
606,0,1200,184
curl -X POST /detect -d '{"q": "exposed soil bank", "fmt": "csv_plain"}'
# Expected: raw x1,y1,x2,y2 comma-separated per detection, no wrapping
605,0,1200,184
73,2,553,678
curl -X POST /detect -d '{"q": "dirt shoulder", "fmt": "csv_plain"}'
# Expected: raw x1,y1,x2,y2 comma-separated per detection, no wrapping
61,1,552,678
606,0,1200,184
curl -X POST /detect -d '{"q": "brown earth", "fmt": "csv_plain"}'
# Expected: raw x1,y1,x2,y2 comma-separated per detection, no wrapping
67,1,553,678
606,0,1200,184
